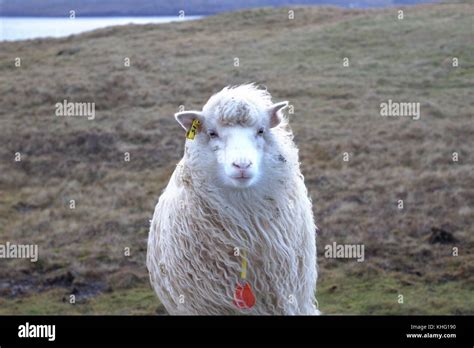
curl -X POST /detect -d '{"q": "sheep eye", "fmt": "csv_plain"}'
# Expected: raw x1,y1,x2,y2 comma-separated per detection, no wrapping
208,130,219,138
257,127,265,135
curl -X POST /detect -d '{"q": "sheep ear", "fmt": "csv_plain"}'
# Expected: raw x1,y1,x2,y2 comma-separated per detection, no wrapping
175,111,203,131
268,101,288,128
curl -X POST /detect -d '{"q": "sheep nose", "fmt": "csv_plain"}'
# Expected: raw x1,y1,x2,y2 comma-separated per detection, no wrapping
232,160,252,169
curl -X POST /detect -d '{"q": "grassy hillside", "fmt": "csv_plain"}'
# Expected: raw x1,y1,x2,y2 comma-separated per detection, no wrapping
0,3,473,314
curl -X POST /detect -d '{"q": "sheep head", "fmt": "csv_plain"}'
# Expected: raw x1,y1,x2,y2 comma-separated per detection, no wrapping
175,84,289,189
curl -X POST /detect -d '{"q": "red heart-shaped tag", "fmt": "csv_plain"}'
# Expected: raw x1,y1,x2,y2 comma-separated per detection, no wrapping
233,281,256,309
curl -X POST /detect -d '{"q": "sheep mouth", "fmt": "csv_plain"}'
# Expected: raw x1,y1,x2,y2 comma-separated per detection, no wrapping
229,174,255,187
231,175,252,181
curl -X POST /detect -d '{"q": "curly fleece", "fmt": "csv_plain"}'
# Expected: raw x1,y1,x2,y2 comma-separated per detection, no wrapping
147,85,319,315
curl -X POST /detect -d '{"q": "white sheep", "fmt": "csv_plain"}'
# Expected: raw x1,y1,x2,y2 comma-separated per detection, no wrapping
147,84,319,315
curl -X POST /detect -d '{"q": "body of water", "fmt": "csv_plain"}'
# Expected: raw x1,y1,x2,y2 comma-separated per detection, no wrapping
0,16,202,41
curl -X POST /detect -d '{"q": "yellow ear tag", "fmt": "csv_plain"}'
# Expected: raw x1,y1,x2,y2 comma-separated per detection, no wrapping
186,119,200,140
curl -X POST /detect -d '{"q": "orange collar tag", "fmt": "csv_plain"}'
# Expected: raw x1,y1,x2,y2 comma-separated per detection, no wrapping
233,250,256,309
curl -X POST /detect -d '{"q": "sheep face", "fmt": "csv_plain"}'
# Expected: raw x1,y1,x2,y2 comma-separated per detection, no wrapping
175,84,288,190
206,124,264,188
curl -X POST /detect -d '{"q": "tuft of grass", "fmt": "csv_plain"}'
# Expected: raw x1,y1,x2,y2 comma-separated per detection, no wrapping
0,286,164,315
319,266,474,315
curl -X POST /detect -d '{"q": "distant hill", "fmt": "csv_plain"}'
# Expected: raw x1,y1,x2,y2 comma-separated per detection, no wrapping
0,0,439,16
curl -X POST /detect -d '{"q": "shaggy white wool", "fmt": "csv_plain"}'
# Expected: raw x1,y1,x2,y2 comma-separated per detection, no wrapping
147,84,319,315
203,84,273,127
